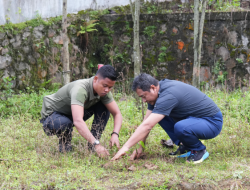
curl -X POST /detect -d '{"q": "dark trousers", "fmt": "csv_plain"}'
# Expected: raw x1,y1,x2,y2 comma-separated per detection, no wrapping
40,101,110,144
158,111,223,151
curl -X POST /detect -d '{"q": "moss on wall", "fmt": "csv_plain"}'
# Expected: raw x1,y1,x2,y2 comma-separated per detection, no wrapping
1,10,250,91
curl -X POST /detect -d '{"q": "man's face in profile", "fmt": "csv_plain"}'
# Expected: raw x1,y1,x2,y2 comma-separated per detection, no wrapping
136,85,158,105
93,76,115,97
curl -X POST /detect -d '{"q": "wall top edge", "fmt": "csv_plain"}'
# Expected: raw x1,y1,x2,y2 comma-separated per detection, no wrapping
101,12,250,22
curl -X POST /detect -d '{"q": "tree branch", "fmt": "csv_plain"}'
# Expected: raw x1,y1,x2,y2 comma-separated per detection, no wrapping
129,0,135,21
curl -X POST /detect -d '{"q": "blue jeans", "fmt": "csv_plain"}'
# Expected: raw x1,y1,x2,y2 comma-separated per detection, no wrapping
158,111,223,151
40,101,110,141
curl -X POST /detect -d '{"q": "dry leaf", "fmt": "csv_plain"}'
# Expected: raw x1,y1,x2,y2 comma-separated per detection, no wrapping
144,163,158,170
50,165,57,169
119,97,127,102
129,152,146,161
102,162,113,169
128,165,136,171
129,125,138,130
229,135,236,139
161,139,174,148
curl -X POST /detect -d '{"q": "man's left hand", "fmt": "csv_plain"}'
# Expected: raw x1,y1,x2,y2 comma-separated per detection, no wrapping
109,134,120,149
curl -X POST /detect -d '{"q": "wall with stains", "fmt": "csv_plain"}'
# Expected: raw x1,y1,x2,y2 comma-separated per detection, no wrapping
1,12,250,92
100,12,250,90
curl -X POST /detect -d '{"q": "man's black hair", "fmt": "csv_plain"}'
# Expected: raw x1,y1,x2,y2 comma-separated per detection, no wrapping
96,65,118,81
132,73,159,92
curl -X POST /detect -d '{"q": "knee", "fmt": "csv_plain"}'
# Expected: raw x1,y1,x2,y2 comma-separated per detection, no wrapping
174,122,187,139
48,117,73,131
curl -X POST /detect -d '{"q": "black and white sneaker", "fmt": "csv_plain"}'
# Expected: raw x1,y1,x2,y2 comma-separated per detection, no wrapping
187,149,209,164
169,144,191,158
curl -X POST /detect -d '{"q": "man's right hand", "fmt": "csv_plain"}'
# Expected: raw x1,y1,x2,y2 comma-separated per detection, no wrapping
95,144,110,158
129,145,144,160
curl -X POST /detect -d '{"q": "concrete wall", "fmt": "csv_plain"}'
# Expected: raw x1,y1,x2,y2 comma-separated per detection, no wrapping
0,0,135,25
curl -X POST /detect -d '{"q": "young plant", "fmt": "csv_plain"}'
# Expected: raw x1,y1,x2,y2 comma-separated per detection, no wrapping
0,76,15,99
158,46,168,62
143,26,156,40
77,20,99,48
77,20,99,36
236,58,243,64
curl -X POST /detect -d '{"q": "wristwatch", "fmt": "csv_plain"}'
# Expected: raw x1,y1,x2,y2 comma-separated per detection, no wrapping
93,139,100,146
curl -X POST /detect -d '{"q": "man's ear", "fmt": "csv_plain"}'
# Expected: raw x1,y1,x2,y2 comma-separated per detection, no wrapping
94,75,98,83
150,85,157,92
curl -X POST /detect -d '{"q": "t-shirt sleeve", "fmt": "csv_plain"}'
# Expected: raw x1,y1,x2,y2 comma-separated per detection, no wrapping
152,93,179,116
101,91,114,105
70,87,88,107
147,103,154,111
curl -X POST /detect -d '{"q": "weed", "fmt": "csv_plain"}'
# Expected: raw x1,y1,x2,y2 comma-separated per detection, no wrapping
158,46,170,62
77,20,99,36
143,26,157,40
236,58,243,64
233,171,243,179
146,5,157,14
212,59,228,84
159,30,165,34
0,76,15,99
160,46,167,51
158,52,167,62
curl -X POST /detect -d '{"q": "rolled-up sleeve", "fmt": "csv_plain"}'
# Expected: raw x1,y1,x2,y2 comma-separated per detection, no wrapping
70,87,88,107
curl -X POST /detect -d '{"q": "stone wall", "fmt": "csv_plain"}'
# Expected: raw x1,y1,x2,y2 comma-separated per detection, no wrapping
100,12,250,90
1,11,250,92
0,14,91,91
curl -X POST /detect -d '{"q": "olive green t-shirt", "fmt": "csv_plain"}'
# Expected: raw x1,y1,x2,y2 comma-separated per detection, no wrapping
41,77,114,119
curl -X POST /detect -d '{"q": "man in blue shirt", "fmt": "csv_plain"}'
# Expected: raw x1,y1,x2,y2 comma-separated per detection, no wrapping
112,73,223,164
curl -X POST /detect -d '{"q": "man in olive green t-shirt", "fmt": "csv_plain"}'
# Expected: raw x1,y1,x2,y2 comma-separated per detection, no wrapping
40,65,122,157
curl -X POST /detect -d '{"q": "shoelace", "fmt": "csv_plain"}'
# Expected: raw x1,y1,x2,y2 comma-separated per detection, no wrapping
190,150,197,155
187,150,197,161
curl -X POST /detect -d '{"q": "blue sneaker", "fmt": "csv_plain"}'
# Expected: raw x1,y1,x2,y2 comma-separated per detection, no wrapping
187,149,209,164
169,144,191,158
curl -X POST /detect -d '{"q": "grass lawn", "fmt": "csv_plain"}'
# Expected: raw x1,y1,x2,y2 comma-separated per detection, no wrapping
0,89,250,189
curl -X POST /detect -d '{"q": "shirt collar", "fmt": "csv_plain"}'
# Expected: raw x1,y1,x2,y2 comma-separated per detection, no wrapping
158,82,161,95
89,76,100,101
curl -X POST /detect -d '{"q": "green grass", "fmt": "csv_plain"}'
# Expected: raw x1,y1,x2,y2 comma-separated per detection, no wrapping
0,88,250,189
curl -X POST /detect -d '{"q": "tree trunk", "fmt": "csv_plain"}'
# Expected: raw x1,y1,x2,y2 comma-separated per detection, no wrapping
130,0,141,78
192,0,200,88
197,0,207,82
192,0,207,88
130,0,142,120
62,0,70,85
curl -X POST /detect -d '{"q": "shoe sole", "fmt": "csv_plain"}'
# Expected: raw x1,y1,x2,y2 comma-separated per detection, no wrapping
169,151,191,158
191,151,209,164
